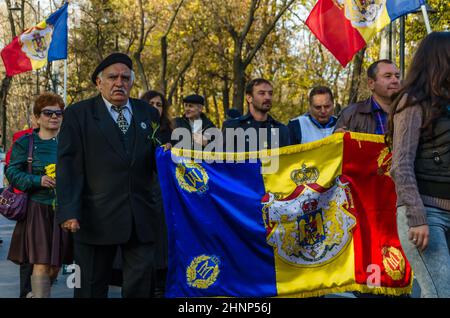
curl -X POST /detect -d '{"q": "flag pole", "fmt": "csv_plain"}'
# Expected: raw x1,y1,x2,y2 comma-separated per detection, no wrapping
63,0,68,106
63,59,67,105
420,5,432,34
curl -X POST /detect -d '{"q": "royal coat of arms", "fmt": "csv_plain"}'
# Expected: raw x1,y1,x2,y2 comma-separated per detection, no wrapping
262,174,356,266
333,0,385,28
20,25,53,61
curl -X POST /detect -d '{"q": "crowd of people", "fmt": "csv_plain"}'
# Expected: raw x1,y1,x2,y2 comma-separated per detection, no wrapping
0,31,448,298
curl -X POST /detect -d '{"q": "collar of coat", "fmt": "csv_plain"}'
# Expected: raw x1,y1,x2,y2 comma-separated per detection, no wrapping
239,112,282,125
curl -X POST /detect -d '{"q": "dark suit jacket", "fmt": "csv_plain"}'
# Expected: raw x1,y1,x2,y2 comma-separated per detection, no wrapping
173,113,216,148
222,113,290,152
56,95,160,245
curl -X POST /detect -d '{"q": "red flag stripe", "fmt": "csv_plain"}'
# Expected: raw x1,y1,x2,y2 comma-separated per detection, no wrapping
342,133,412,288
305,0,366,67
1,36,32,76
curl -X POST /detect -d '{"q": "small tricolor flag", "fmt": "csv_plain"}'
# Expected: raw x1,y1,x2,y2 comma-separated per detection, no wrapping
1,3,68,76
305,0,426,66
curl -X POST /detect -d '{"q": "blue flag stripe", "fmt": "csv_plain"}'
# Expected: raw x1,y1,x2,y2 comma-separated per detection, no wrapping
47,3,68,61
387,0,425,21
156,149,277,297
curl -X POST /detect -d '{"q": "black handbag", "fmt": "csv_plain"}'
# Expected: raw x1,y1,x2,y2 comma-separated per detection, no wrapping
0,134,34,221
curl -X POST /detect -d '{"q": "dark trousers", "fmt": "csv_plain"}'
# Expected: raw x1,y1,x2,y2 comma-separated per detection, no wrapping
73,237,155,298
19,263,33,298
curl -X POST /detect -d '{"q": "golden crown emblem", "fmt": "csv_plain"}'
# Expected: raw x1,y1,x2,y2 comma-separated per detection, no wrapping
290,164,319,186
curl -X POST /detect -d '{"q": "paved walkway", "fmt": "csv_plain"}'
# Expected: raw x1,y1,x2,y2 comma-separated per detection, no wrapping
1,216,420,299
0,216,121,298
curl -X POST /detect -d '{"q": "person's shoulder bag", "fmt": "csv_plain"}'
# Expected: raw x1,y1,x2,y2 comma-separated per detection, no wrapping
0,134,34,221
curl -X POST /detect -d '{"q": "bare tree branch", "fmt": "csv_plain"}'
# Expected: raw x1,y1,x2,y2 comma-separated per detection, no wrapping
163,0,185,38
239,0,260,41
168,45,197,104
243,0,296,66
160,0,185,95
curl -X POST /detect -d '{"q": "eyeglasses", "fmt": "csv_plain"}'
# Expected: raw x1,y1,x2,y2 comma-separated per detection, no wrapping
40,110,64,118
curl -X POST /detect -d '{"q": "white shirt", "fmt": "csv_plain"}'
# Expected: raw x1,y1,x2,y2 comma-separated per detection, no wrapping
102,96,133,125
295,114,336,144
190,119,203,134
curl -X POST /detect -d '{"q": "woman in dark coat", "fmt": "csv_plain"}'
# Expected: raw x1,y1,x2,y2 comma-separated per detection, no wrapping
6,92,72,298
140,90,173,297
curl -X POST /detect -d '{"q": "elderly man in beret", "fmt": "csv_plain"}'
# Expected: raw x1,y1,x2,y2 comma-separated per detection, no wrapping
56,53,161,298
174,94,216,148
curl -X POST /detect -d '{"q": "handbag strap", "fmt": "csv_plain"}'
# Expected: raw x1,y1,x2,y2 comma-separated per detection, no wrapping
26,133,34,174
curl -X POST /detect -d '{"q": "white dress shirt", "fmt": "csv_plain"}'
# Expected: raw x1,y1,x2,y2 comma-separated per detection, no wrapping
102,96,133,125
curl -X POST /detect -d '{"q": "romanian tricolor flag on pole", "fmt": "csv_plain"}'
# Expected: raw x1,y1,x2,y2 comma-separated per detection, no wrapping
156,133,413,297
1,2,68,77
305,0,426,66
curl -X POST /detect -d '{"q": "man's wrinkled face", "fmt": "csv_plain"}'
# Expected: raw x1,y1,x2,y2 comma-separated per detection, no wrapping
96,63,133,106
309,93,334,124
368,63,401,100
247,83,273,113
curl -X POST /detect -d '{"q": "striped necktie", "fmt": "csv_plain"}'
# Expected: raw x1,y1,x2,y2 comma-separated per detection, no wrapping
111,105,129,134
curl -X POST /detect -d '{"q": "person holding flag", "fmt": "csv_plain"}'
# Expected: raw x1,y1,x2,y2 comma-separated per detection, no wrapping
389,31,450,298
56,53,161,298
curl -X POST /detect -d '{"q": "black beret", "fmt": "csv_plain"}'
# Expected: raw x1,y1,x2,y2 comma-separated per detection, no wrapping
183,94,204,105
91,53,133,84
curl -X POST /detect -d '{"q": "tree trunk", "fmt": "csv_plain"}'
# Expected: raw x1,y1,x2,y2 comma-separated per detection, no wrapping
135,0,150,92
203,89,209,113
232,55,246,114
347,48,366,105
167,47,196,105
134,53,149,92
212,93,221,127
229,0,296,114
1,0,18,149
0,77,12,150
160,36,168,95
222,76,230,113
159,0,185,97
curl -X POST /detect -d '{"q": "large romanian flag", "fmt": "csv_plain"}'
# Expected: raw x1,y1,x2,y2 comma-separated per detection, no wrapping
305,0,426,66
156,133,412,297
1,3,68,76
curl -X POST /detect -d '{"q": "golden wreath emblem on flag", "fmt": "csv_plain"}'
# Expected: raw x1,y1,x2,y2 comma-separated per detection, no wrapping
186,255,220,289
382,246,406,281
377,147,392,176
343,0,385,28
176,162,209,194
19,24,53,61
262,168,356,267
